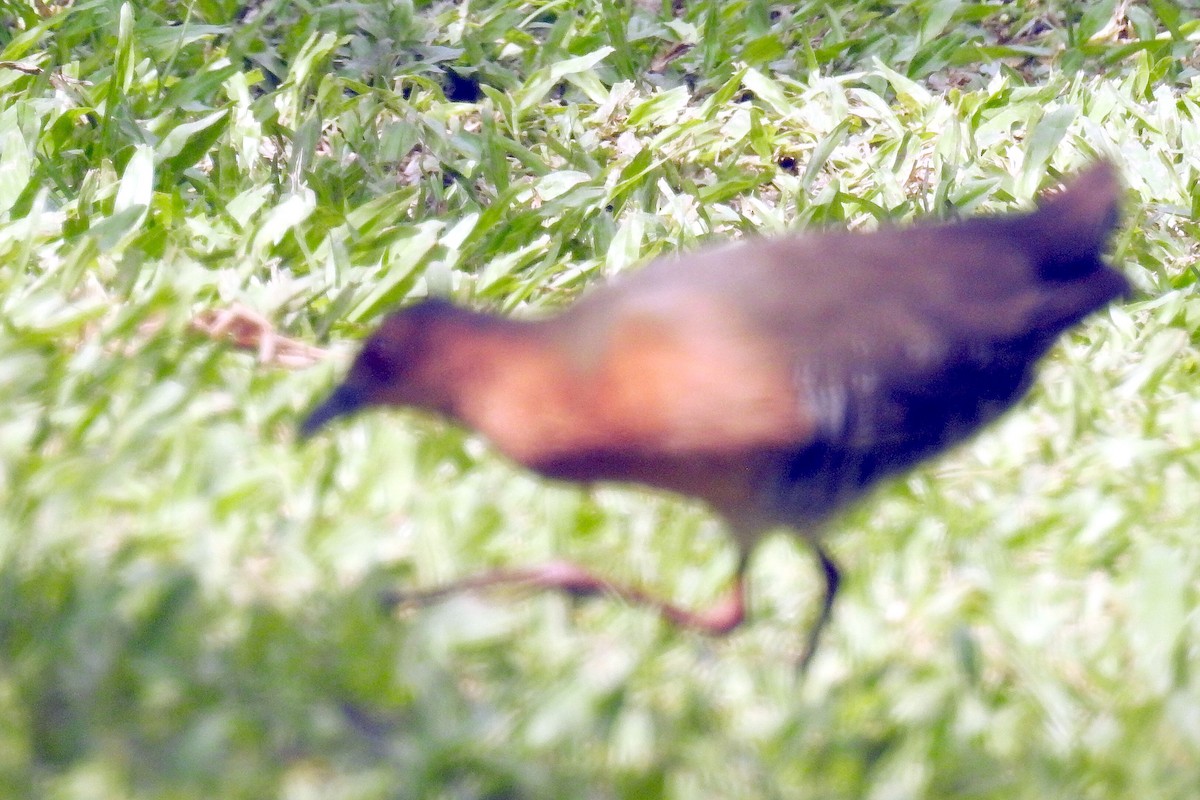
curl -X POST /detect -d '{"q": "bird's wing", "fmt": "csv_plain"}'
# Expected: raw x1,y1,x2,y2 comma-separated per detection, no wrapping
571,237,1045,458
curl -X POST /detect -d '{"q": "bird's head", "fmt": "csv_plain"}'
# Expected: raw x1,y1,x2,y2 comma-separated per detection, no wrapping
299,298,474,439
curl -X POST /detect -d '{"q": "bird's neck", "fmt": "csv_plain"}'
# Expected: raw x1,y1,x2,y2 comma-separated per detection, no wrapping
426,318,597,466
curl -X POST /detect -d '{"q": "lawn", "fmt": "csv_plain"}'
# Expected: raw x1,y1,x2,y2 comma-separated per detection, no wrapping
1,0,1199,798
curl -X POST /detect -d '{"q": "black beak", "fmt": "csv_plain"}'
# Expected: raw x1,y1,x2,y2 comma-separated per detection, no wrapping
299,384,367,440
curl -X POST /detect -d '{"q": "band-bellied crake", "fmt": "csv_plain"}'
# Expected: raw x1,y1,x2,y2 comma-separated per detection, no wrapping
302,162,1129,669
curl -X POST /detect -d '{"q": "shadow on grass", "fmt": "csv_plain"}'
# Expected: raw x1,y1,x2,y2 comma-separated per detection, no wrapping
0,552,583,798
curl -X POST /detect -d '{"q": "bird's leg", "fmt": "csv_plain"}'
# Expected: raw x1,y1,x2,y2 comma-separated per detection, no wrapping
653,552,748,635
797,544,841,673
384,552,750,636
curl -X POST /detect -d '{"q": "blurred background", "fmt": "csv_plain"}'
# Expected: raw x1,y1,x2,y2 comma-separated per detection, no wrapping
0,1,1198,797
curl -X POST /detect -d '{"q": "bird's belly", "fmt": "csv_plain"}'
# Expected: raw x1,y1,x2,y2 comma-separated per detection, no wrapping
531,449,775,521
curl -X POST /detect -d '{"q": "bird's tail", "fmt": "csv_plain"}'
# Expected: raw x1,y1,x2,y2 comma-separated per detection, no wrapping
1027,161,1123,282
1021,161,1131,334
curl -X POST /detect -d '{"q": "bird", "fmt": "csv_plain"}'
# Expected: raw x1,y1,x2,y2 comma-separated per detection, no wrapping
301,162,1129,670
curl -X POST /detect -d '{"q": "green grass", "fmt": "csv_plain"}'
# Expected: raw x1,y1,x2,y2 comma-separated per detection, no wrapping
1,0,1199,797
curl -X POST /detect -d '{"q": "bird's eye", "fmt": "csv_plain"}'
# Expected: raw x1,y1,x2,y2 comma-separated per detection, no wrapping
357,340,396,382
